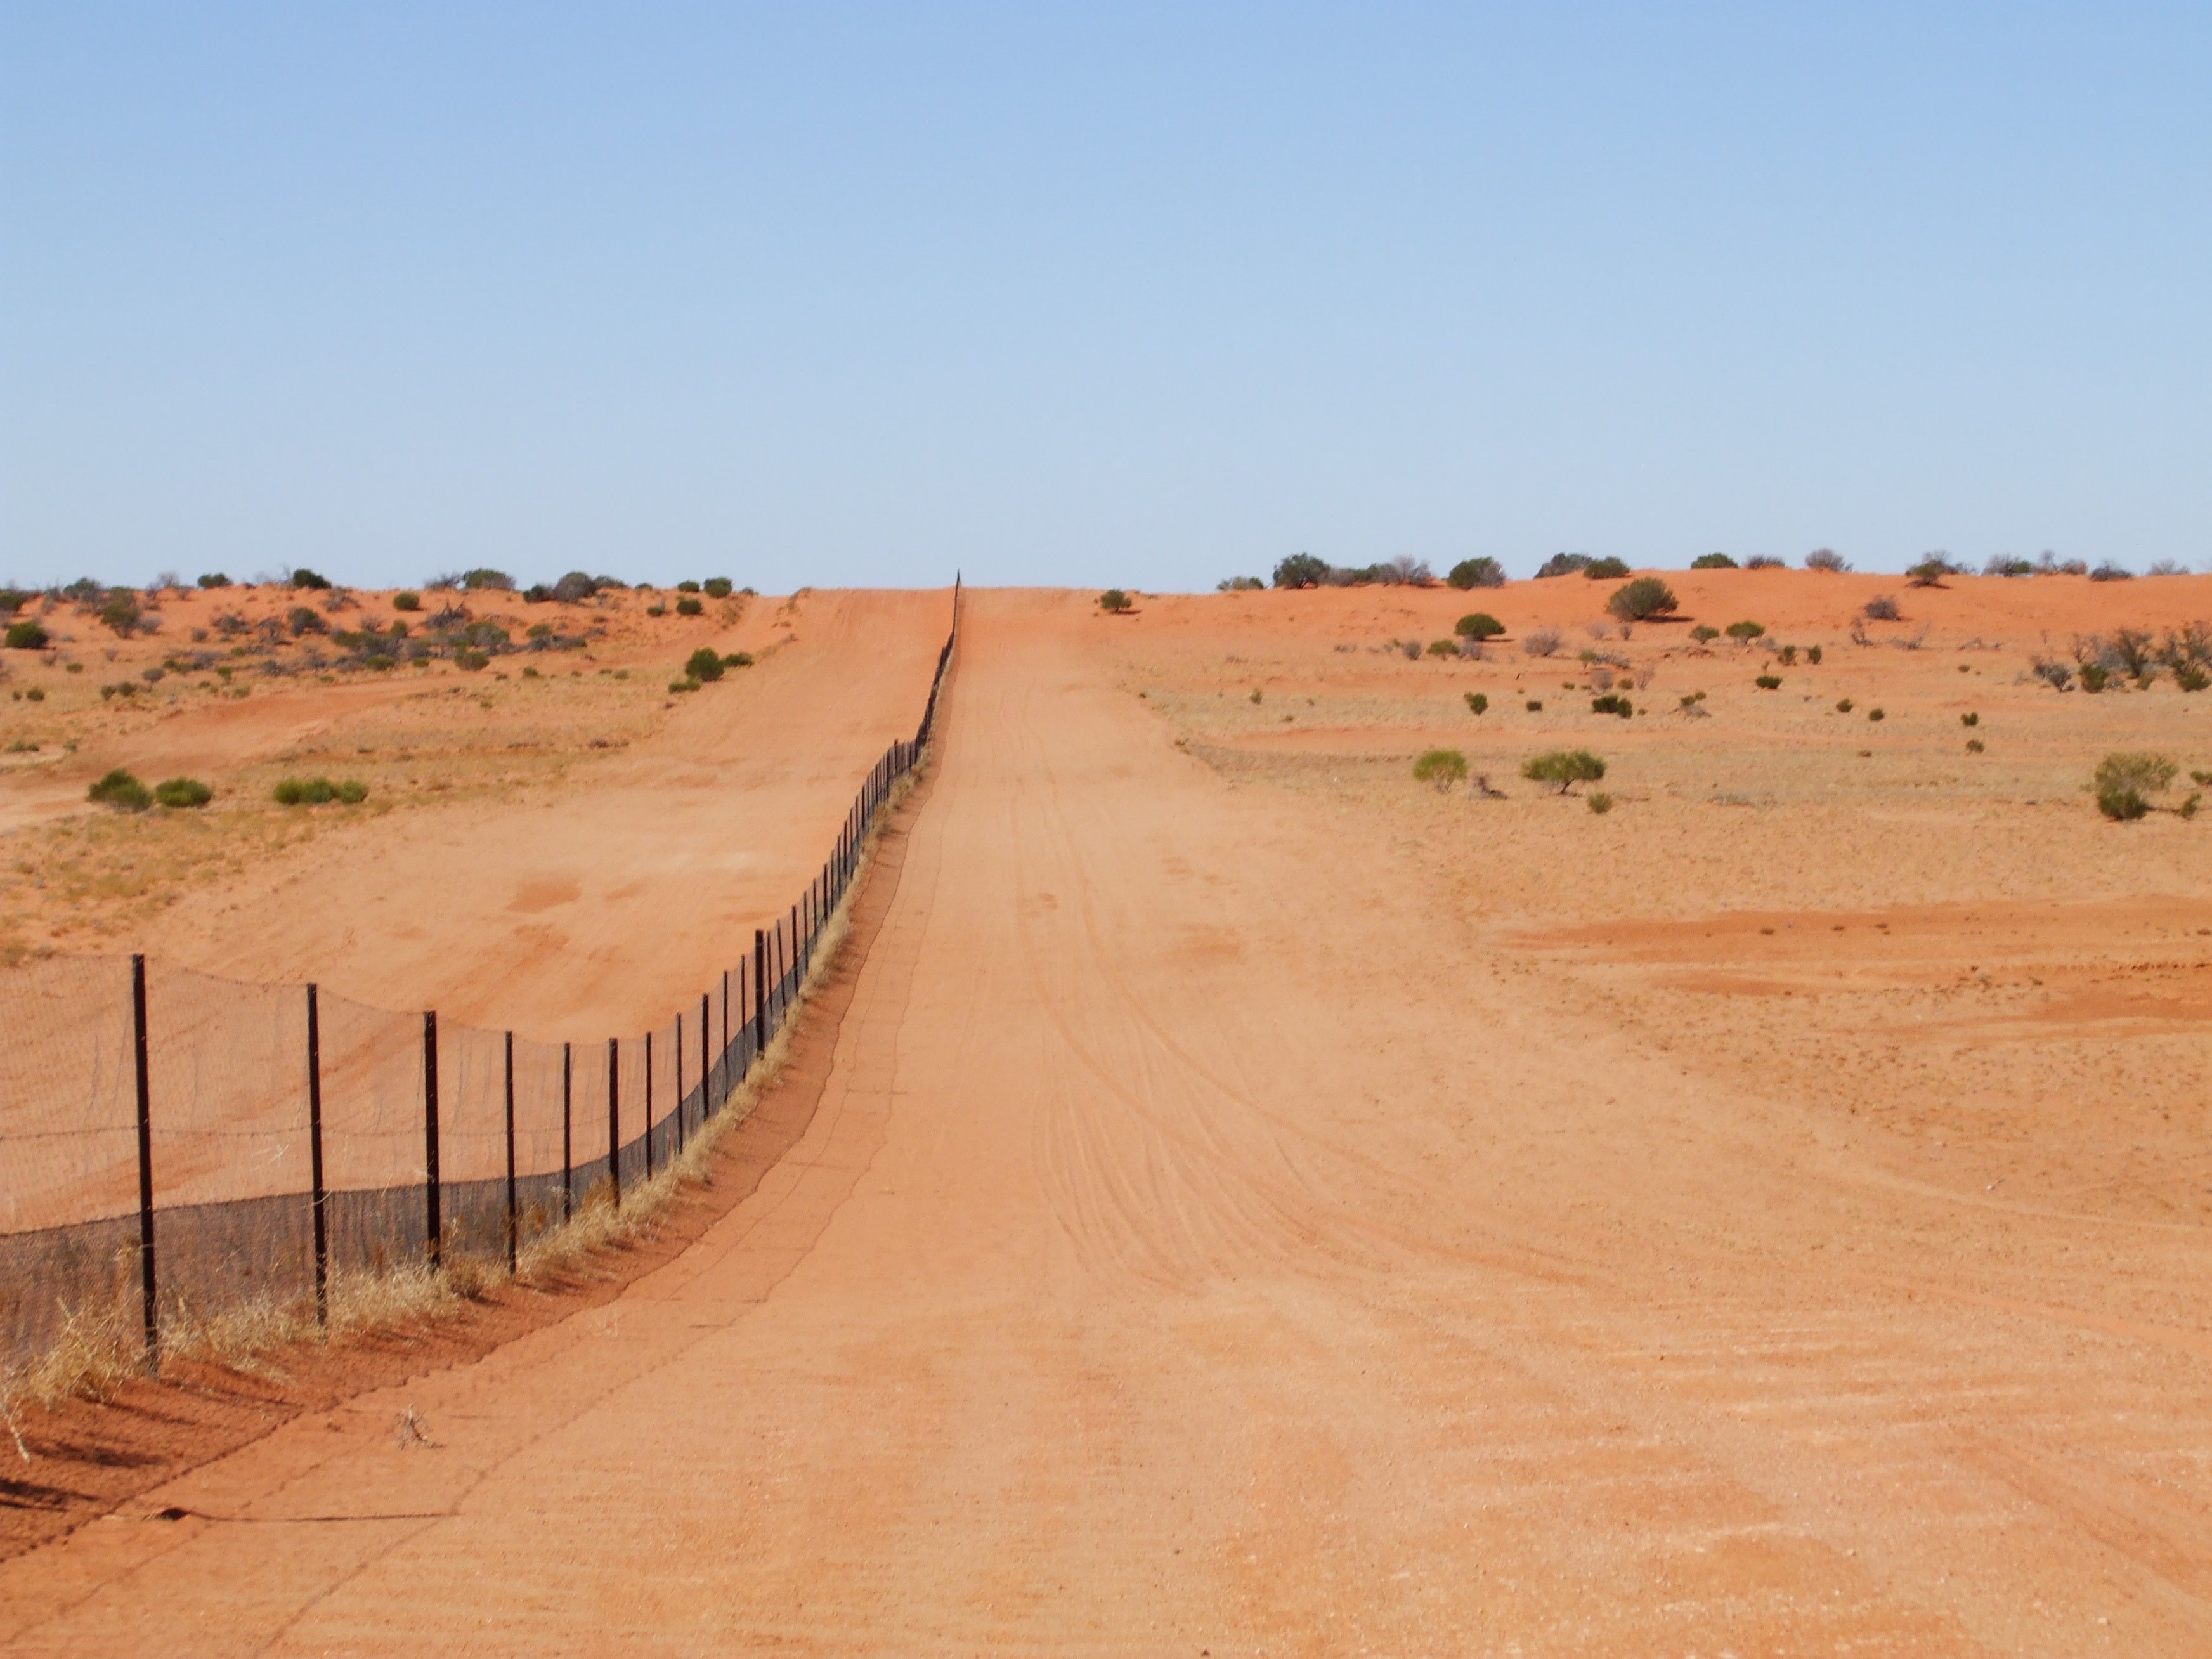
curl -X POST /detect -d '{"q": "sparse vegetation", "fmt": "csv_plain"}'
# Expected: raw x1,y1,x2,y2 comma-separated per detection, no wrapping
1745,554,1788,570
1522,748,1606,794
1754,675,1781,691
1966,739,1985,753
1216,575,1265,591
4,620,47,650
1582,556,1630,580
1724,620,1764,642
290,568,332,590
1455,611,1506,640
393,590,421,611
2088,562,2133,582
88,769,152,812
1835,698,1854,713
197,572,231,589
1906,554,1958,587
1691,552,1737,569
1587,791,1614,815
1464,693,1488,715
461,568,513,590
686,646,725,683
1807,644,1823,665
1426,639,1458,657
1689,625,1719,644
1446,557,1505,589
1522,627,1564,658
1862,594,1901,621
1525,699,1543,712
2079,663,2109,693
1607,576,1677,622
2031,658,2074,692
703,577,734,599
1590,694,1632,718
725,651,754,668
153,777,214,809
1412,748,1469,792
1805,549,1848,572
1535,553,1592,578
274,776,368,806
2094,752,2178,820
1961,712,1979,727
1100,589,1133,613
1867,707,1886,722
675,595,704,616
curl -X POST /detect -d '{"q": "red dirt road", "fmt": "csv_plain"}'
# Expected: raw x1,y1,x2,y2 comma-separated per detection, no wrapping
4,589,2209,1653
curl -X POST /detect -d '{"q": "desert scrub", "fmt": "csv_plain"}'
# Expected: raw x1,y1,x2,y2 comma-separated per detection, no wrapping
88,769,152,812
1862,594,1901,621
1724,620,1764,643
1455,611,1505,641
273,777,368,806
1100,589,1133,613
2078,663,2110,693
1522,749,1606,794
1525,698,1543,712
1412,748,1469,792
703,576,733,599
1464,692,1488,715
675,596,705,616
454,648,490,672
1586,791,1615,815
5,620,49,649
1807,644,1823,664
392,590,421,611
2094,753,2181,821
1689,625,1719,644
153,777,214,809
1866,707,1885,722
1834,697,1854,713
1582,556,1630,580
1961,712,1979,727
724,651,753,668
1966,739,1985,753
1691,552,1737,569
1590,694,1632,717
1754,674,1782,691
1606,576,1677,622
1522,627,1564,658
1426,639,1459,657
685,646,725,683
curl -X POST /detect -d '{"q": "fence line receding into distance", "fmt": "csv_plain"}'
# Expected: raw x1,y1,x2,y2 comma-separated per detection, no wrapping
0,588,958,1369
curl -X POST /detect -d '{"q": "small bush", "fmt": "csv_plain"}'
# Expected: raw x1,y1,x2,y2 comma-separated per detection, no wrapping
1582,556,1630,580
2088,562,2133,582
454,648,490,672
1272,553,1329,589
1446,557,1505,590
1522,627,1564,658
1591,694,1632,717
1867,707,1885,722
685,646,725,683
1745,554,1788,570
1455,611,1505,640
1753,674,1781,690
1464,693,1488,715
1426,639,1457,658
673,596,702,616
703,577,734,599
1724,620,1764,642
88,769,152,812
1807,644,1823,665
1805,549,1848,572
290,568,332,590
1906,555,1956,587
1689,625,1719,644
1776,645,1797,666
1960,712,1979,727
153,777,213,809
2177,665,2212,693
1412,748,1469,792
646,604,667,617
1100,589,1133,614
2094,752,2176,820
1862,594,1901,621
2031,658,2073,691
670,679,698,693
461,568,513,590
25,687,43,702
197,572,231,589
4,620,48,650
1607,576,1677,622
289,606,327,637
1535,553,1591,579
1525,699,1542,712
1966,739,1984,753
676,579,702,594
2079,662,2109,693
100,592,142,636
1522,749,1605,794
1587,791,1614,815
1216,575,1265,591
1835,698,1854,713
393,591,421,611
274,776,367,806
1691,552,1737,569
724,651,754,668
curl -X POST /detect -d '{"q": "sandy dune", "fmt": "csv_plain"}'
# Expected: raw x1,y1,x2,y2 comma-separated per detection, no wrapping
4,578,2211,1652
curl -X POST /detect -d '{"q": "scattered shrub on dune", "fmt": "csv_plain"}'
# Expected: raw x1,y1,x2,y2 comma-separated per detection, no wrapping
2094,753,2179,821
1522,749,1606,795
1691,552,1737,569
2078,662,2109,693
1754,674,1782,691
290,568,332,590
197,572,231,589
154,777,213,809
1446,557,1505,590
461,568,512,591
677,580,701,594
274,776,369,806
685,646,725,683
1862,594,1901,621
1100,589,1133,613
1590,694,1632,717
1464,692,1488,715
703,577,734,599
1724,620,1764,643
1966,739,1985,753
1412,748,1469,792
1587,791,1614,815
1867,706,1886,722
88,769,152,812
1455,612,1505,640
1272,553,1329,589
1745,554,1789,570
675,596,705,616
1804,549,1849,572
1535,553,1591,579
1522,627,1564,658
2030,657,2073,692
4,620,48,650
1607,576,1677,622
1216,575,1265,591
454,648,490,672
1807,644,1823,664
1582,556,1630,580
393,590,421,612
1525,699,1543,712
724,651,753,668
1961,712,1979,727
1906,554,1958,587
1689,625,1719,644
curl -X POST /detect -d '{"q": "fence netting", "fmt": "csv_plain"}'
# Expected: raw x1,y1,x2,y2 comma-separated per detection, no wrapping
1,583,956,1369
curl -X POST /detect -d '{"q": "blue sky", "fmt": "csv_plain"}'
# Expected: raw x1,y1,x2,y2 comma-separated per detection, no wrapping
3,3,2208,591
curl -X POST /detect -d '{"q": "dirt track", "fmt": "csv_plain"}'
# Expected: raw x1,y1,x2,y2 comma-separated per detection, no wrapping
5,583,2211,1653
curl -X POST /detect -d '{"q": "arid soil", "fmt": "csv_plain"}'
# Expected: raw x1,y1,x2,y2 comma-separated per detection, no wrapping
4,573,2211,1653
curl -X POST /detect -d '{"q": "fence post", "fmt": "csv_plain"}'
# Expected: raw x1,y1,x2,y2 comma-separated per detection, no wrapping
699,992,710,1122
307,982,327,1330
673,1013,685,1158
561,1040,573,1221
422,1010,441,1270
607,1036,620,1210
753,928,766,1067
643,1030,654,1180
131,954,157,1372
503,1030,518,1275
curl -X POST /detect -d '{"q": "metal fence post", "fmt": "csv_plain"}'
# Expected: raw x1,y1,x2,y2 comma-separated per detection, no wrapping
422,1010,441,1269
561,1040,573,1221
753,928,766,1067
607,1035,620,1210
699,992,710,1122
131,954,157,1372
504,1030,518,1274
673,1013,685,1158
644,1029,654,1180
307,983,327,1329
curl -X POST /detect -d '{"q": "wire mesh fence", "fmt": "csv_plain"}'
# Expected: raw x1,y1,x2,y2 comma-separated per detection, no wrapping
1,589,956,1370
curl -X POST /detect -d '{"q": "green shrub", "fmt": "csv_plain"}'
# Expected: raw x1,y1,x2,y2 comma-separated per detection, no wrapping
461,568,512,590
2176,665,2212,693
153,777,213,809
1522,749,1606,794
454,648,490,672
393,590,421,611
1587,791,1615,814
4,620,48,650
703,577,734,599
1465,692,1488,715
99,592,141,636
675,596,704,616
1753,674,1781,691
1525,698,1542,712
1583,556,1630,580
197,573,231,589
1426,639,1458,657
1961,712,1979,727
2079,663,2109,693
1835,698,1853,713
670,679,698,693
1690,552,1736,569
1689,625,1719,643
1590,694,1632,717
290,568,332,590
1867,707,1885,722
1807,644,1823,665
1412,748,1469,792
685,646,725,682
1216,575,1264,590
1966,739,1984,753
1607,576,1677,621
2094,752,2178,820
88,769,152,812
1100,589,1133,613
1446,557,1505,590
1455,612,1505,640
1776,645,1797,666
676,579,702,593
724,651,753,668
1724,620,1764,642
25,687,43,702
2194,771,2212,788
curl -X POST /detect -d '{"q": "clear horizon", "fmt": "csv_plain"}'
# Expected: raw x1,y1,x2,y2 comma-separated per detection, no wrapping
4,3,2209,592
